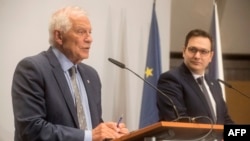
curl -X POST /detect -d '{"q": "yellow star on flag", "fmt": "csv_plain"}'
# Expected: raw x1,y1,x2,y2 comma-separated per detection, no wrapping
145,67,153,78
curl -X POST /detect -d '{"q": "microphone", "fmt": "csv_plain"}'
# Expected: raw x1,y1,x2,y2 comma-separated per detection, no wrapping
217,79,250,99
108,58,180,119
108,58,125,69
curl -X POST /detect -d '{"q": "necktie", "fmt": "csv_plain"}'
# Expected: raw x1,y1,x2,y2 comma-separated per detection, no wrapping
69,66,86,130
197,76,216,123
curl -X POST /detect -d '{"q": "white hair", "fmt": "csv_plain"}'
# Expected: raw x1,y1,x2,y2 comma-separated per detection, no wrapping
48,6,88,46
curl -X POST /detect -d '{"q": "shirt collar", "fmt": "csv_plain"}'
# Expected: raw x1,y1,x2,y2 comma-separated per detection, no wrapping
52,47,76,72
191,71,204,80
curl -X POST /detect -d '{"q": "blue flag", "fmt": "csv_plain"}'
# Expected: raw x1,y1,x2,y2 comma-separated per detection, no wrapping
139,2,162,129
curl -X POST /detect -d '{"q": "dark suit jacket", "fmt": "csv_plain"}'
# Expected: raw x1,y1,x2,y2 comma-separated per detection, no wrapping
12,47,103,141
157,63,234,124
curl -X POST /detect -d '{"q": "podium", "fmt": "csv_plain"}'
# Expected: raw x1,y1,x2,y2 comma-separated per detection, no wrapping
114,121,224,141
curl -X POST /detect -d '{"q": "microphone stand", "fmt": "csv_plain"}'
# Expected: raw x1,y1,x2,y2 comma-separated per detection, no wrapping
218,79,250,99
108,58,180,119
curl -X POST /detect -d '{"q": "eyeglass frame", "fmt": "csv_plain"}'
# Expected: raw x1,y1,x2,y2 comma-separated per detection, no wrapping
186,46,212,56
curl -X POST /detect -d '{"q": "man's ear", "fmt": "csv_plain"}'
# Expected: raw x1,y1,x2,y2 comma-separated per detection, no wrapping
182,46,186,58
54,30,63,45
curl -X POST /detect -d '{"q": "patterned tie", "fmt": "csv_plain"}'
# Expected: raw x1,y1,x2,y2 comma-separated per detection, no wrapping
69,66,86,130
197,76,216,123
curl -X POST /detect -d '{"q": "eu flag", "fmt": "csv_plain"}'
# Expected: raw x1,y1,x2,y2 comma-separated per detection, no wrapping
139,2,162,129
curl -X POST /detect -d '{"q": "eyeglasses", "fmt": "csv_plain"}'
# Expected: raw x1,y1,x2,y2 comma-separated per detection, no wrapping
187,47,211,56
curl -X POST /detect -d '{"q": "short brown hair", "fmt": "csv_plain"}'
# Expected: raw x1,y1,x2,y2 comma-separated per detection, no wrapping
184,29,213,51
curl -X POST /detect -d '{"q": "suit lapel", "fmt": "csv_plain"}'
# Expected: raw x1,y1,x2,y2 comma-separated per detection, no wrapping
205,76,219,111
46,47,79,128
185,73,209,106
181,64,213,115
205,76,217,100
181,64,206,102
77,66,99,126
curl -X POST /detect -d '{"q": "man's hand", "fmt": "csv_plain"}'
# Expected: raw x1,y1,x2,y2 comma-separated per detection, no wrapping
92,122,129,141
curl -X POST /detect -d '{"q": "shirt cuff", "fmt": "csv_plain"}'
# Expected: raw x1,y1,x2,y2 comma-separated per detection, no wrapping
84,130,92,141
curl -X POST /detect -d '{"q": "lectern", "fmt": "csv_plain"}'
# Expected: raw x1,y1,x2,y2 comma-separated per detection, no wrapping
114,121,224,141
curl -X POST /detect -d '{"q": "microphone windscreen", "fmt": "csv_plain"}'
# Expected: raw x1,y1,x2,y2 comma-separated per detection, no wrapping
108,58,126,69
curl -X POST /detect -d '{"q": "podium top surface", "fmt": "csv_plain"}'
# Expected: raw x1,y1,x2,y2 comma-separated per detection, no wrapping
114,121,224,141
